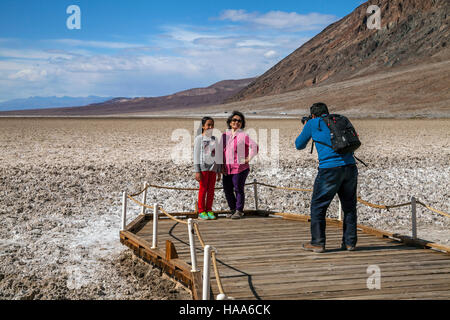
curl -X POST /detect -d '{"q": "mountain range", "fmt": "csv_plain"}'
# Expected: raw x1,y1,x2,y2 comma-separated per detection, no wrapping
1,0,449,117
0,96,114,111
229,0,449,102
0,78,255,116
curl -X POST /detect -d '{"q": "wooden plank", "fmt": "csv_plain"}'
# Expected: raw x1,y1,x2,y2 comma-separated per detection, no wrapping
268,213,450,253
166,240,179,260
329,287,450,300
191,271,203,300
125,214,148,233
121,213,450,300
120,230,193,291
212,256,450,276
216,276,450,298
210,266,450,288
230,283,450,300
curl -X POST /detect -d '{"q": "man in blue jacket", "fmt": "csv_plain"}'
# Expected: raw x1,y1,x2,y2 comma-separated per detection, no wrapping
295,102,358,253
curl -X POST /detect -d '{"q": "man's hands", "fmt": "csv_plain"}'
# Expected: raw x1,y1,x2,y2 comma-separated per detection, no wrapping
216,172,221,182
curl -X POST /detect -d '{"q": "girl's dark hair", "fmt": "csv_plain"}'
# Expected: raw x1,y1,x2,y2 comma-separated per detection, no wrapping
226,111,246,129
200,116,214,134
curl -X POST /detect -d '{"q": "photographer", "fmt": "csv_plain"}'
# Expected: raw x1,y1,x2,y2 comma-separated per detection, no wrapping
295,103,358,253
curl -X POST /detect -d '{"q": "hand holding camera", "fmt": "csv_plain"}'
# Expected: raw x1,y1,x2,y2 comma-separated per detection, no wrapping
301,115,312,125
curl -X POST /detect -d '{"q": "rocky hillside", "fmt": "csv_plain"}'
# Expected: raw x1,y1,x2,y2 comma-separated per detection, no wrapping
0,78,255,116
229,0,450,101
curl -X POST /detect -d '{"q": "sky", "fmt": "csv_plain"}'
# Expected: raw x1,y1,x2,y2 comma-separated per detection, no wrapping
0,0,365,102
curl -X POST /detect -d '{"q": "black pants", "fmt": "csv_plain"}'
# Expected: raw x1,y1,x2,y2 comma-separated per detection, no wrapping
222,168,250,212
310,164,358,247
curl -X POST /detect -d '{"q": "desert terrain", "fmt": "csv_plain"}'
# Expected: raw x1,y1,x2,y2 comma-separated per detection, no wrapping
0,117,449,300
123,58,450,119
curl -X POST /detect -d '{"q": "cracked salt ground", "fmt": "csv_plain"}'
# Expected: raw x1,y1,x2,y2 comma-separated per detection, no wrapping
0,118,449,299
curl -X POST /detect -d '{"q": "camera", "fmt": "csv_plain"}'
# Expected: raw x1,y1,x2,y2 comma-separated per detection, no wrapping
301,115,312,125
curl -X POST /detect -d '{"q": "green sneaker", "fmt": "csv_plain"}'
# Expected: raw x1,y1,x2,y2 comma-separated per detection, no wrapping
198,212,209,220
207,211,216,220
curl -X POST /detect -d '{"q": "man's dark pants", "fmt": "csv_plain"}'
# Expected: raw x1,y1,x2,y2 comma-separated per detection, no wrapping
310,164,358,247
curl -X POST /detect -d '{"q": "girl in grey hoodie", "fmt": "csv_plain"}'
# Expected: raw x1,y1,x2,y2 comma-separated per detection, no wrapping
194,117,222,219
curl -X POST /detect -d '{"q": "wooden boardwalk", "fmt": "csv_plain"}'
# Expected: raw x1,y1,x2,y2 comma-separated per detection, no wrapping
130,214,450,300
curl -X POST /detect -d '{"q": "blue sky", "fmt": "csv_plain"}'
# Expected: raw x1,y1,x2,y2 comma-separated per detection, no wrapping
0,0,365,102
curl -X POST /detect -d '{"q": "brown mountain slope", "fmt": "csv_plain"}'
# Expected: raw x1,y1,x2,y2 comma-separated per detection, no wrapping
179,58,446,118
0,78,255,116
229,0,450,102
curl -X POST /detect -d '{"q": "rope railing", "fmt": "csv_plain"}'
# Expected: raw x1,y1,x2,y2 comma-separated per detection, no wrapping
127,194,154,210
128,180,449,219
193,223,226,296
128,183,150,197
121,178,449,300
123,182,229,300
416,200,450,219
255,182,448,219
148,182,254,191
355,197,412,211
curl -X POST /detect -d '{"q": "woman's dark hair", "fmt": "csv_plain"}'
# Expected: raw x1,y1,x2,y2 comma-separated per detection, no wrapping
226,111,246,129
199,116,214,134
310,102,329,117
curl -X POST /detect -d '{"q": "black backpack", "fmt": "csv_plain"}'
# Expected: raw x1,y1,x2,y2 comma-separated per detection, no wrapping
311,114,367,166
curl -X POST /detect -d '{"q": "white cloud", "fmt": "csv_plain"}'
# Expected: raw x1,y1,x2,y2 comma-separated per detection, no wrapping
8,69,48,81
193,37,237,48
49,39,144,49
218,9,252,22
0,48,74,60
236,39,275,47
264,50,277,58
218,9,338,31
0,8,335,101
163,28,209,43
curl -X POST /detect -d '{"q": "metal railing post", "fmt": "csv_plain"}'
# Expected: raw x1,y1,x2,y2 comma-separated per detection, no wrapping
121,191,127,231
202,245,212,300
253,179,259,211
411,196,417,239
141,181,148,215
188,219,198,272
151,203,159,249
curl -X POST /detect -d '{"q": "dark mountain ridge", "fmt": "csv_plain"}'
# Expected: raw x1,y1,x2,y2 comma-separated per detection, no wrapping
228,0,450,102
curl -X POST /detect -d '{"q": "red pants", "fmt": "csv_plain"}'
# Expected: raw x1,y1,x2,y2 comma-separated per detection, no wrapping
198,171,216,213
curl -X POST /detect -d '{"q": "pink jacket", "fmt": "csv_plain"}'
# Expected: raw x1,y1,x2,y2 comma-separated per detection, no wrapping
221,129,259,175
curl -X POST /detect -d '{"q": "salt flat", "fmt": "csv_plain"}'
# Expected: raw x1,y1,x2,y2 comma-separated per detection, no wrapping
0,117,449,299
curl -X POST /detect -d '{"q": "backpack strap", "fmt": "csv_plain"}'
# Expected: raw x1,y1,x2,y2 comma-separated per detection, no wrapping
354,155,368,167
310,139,333,154
312,139,368,167
312,139,332,149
